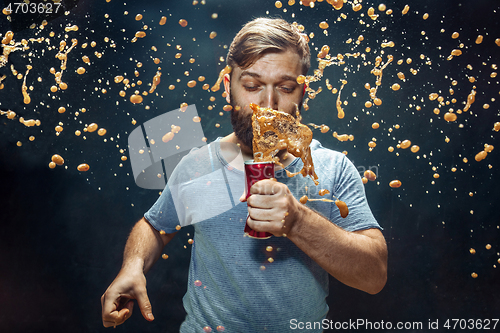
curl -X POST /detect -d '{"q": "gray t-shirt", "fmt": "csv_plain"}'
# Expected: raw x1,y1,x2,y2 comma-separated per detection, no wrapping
145,138,380,332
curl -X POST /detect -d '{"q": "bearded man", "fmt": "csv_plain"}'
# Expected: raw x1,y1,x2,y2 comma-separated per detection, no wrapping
101,17,387,332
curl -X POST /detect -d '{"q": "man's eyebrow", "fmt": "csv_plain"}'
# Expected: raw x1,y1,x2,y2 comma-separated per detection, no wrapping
239,71,298,83
280,75,298,83
239,71,260,80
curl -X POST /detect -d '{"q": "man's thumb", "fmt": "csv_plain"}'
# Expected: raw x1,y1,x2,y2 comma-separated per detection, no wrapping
136,290,155,321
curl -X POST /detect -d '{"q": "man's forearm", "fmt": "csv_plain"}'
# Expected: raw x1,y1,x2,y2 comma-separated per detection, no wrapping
288,206,387,294
101,217,171,326
121,217,170,274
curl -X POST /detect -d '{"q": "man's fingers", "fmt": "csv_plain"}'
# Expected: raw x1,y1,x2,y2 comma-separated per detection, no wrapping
124,299,134,313
135,287,155,321
239,191,247,202
102,291,135,327
247,217,283,235
117,305,132,322
102,310,125,328
250,179,283,196
101,292,119,326
103,319,118,328
247,195,277,210
118,300,133,321
102,298,135,327
246,217,268,232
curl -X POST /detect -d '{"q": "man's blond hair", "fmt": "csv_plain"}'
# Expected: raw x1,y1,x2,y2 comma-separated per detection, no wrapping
226,17,310,75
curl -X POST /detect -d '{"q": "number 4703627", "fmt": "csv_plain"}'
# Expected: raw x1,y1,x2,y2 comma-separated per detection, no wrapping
4,2,62,15
443,319,499,330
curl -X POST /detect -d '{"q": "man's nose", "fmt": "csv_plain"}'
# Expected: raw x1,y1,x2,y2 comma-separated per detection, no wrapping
262,87,278,110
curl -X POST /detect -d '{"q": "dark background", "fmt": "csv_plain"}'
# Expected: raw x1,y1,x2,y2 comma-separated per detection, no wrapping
1,0,499,332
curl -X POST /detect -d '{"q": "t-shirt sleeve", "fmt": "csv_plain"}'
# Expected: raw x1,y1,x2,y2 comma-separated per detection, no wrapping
330,155,381,232
144,183,181,234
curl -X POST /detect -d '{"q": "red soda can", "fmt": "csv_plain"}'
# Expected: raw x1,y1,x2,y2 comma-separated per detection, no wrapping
244,160,274,239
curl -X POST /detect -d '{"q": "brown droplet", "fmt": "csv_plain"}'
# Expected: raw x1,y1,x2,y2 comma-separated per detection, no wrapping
130,94,143,104
87,123,98,132
364,170,377,181
77,163,90,172
389,180,402,188
51,154,64,166
335,200,349,218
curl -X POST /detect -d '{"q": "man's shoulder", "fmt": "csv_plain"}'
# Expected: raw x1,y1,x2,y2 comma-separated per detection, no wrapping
310,139,347,162
309,139,358,179
180,143,213,164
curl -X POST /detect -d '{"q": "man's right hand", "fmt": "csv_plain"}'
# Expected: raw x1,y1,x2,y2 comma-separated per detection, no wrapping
101,270,154,328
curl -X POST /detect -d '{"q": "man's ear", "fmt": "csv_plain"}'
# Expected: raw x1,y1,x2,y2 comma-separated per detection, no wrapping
223,74,231,104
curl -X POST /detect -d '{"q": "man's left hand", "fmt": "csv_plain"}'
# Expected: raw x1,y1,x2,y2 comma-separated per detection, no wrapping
239,179,302,237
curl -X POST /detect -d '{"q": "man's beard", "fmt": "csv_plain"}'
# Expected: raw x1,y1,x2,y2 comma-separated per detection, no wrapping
229,92,303,152
229,92,254,151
